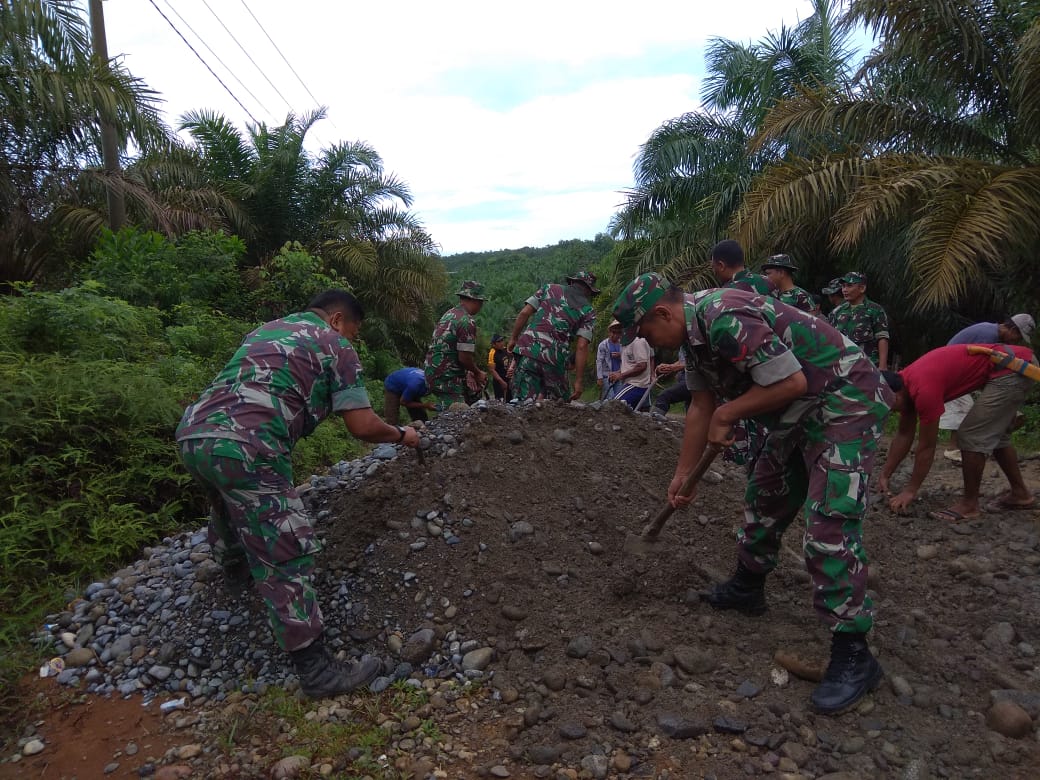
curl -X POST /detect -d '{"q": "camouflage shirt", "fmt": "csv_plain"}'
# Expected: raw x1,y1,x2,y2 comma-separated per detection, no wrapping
176,312,370,458
424,305,478,390
778,285,818,314
515,283,596,371
827,299,890,365
725,269,777,297
682,289,892,436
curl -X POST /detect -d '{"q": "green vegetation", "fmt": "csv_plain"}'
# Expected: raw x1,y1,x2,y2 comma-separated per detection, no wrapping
609,0,1040,358
443,234,615,341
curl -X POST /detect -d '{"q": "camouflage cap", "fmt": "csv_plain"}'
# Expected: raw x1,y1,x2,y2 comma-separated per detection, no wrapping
566,270,601,295
612,272,669,345
762,253,798,272
822,277,842,295
456,280,488,300
841,271,866,285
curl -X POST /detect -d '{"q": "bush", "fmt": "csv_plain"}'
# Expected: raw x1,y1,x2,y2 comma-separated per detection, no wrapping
84,228,249,316
0,282,166,360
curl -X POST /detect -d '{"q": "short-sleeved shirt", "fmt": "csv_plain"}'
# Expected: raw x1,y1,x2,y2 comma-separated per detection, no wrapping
621,337,653,388
778,285,818,314
385,367,429,402
424,305,477,389
725,269,777,297
682,289,891,435
828,299,890,364
176,311,369,458
515,283,596,371
899,343,1035,424
947,322,999,346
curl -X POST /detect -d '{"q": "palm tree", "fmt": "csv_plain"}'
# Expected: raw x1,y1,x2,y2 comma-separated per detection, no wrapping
180,108,447,361
735,0,1040,314
609,0,855,288
0,0,185,286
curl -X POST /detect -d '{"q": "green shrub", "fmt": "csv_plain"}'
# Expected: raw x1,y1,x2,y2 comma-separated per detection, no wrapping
84,227,249,315
0,283,166,360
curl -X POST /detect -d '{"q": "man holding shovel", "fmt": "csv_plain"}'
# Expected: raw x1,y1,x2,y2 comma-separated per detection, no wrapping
612,273,894,714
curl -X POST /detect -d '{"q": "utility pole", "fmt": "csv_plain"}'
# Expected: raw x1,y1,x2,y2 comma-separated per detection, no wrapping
88,0,126,231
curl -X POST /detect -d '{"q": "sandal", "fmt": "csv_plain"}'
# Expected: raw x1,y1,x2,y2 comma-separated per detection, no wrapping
928,508,977,522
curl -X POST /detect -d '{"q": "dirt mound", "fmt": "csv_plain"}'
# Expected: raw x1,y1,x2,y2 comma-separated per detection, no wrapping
312,401,1040,777
7,400,1040,778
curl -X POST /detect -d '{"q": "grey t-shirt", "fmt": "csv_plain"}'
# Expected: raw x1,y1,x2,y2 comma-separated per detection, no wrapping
947,322,998,345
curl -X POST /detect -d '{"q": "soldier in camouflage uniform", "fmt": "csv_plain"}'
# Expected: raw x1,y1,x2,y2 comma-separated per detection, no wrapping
424,281,488,410
762,254,820,315
507,270,598,401
177,290,420,699
711,238,777,297
828,272,891,370
613,273,894,714
822,278,844,313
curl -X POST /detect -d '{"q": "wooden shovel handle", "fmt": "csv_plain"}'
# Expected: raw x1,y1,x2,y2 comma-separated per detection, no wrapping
641,443,722,540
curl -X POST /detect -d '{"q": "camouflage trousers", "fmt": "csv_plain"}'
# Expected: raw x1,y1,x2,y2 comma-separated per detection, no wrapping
723,418,768,474
426,370,467,411
737,415,882,634
512,355,570,400
179,438,323,652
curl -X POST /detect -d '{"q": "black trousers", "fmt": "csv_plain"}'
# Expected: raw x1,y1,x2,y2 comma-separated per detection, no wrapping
653,381,692,413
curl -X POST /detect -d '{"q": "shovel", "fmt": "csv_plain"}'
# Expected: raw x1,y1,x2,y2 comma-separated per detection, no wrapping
623,443,722,555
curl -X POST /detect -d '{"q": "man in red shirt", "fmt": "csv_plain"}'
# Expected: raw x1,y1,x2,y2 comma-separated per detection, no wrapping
881,344,1036,519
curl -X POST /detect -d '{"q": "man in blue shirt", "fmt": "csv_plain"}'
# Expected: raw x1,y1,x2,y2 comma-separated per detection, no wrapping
384,367,435,424
947,314,1034,346
941,314,1034,462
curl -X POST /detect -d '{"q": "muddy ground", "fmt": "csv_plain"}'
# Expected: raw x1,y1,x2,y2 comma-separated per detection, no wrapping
4,401,1040,779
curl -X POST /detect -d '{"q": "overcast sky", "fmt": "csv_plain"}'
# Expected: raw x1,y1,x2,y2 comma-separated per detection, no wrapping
102,0,818,254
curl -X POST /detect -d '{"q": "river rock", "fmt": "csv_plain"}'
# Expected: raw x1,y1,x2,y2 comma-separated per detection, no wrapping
657,712,708,739
400,628,436,663
462,647,494,671
986,700,1033,738
271,755,311,779
528,745,559,765
64,647,95,668
22,739,44,756
673,646,716,674
580,754,609,779
565,635,593,659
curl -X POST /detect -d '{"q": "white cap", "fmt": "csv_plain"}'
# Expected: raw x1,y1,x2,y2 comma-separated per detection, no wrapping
1011,313,1035,340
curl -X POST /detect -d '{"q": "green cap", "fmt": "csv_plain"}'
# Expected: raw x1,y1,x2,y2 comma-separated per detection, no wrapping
566,270,601,295
762,253,798,272
612,272,669,346
456,280,488,300
841,272,866,285
822,277,842,295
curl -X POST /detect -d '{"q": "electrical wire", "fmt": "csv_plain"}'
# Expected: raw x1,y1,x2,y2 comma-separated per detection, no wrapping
236,0,329,120
144,0,259,125
156,0,276,121
199,0,294,114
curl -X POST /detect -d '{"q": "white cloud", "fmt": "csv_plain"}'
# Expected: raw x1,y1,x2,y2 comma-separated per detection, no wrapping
103,0,817,253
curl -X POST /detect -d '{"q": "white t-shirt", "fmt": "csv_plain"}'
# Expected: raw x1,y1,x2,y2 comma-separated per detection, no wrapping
621,337,653,388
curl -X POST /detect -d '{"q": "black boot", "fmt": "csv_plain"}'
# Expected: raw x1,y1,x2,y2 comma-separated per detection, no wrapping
222,558,253,589
290,637,381,699
811,632,883,713
700,561,767,615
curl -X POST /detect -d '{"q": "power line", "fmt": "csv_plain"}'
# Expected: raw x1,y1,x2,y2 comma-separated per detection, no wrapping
199,0,294,115
237,0,329,119
156,0,276,121
144,0,259,125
